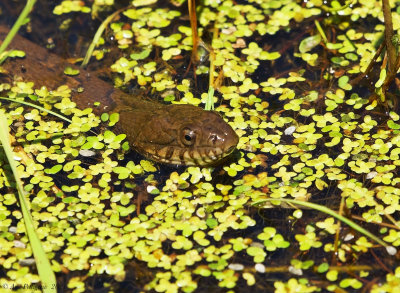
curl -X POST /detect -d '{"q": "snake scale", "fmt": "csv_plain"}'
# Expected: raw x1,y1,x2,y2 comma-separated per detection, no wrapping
0,26,239,166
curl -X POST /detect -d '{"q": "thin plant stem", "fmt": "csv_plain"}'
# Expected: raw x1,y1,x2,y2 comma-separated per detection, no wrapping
0,96,98,135
0,112,56,293
0,96,72,123
382,0,396,75
0,0,36,55
314,20,327,44
205,27,218,111
252,198,395,253
188,0,199,62
81,7,127,68
350,40,384,86
0,0,36,59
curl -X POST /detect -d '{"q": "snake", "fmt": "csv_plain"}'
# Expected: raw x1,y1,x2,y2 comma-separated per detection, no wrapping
0,26,239,166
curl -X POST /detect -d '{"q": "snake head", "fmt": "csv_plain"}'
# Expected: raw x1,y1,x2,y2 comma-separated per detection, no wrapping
131,104,239,166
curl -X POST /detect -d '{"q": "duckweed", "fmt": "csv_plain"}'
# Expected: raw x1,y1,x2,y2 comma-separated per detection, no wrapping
1,0,400,292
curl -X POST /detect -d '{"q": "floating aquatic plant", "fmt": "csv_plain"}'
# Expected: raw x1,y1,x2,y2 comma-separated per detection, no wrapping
1,0,400,292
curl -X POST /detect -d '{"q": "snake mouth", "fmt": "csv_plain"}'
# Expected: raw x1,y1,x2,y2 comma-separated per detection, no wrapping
146,145,234,166
138,124,239,166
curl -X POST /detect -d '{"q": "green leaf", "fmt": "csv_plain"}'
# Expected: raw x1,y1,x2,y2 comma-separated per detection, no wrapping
326,42,342,50
206,218,218,228
338,76,352,91
130,48,151,60
8,50,26,58
109,113,120,126
299,35,322,53
64,66,80,76
45,164,62,174
388,120,400,130
375,69,386,88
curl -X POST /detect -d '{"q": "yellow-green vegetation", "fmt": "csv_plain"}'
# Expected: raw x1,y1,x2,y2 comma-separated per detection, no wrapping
1,0,400,292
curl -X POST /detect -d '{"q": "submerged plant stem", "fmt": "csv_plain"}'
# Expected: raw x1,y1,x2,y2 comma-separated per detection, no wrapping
0,0,36,60
81,6,128,68
350,40,384,86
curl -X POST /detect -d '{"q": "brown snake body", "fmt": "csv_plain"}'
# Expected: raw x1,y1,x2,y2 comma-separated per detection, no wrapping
0,26,239,166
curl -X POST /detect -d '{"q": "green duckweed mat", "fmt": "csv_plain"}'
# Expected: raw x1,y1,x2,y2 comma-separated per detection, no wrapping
1,0,400,292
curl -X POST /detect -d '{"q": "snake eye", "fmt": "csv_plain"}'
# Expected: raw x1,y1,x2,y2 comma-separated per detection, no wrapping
181,128,196,146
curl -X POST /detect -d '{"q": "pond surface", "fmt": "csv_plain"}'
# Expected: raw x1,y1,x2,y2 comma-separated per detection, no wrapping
0,0,399,292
